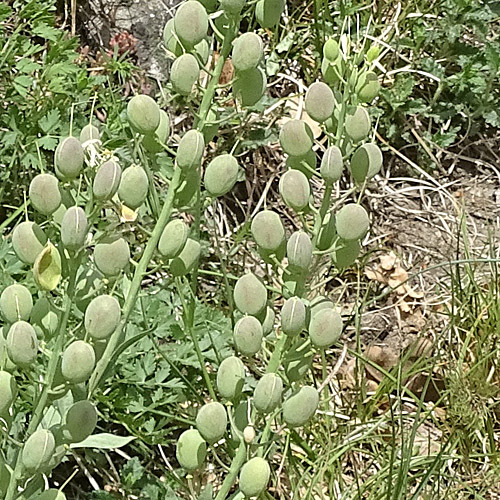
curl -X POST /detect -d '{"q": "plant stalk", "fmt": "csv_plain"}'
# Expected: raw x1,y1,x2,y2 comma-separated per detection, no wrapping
88,167,183,395
5,254,81,500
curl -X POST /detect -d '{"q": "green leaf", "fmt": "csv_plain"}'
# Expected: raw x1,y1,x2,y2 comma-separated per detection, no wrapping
39,109,61,133
32,23,60,42
70,433,136,449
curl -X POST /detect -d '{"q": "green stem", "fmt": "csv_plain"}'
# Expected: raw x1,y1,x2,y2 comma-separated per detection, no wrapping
5,255,81,500
214,443,247,500
181,16,240,401
195,19,240,131
176,278,217,401
88,167,183,395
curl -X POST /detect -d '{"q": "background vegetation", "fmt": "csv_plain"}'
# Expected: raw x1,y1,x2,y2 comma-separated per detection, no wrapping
1,0,499,498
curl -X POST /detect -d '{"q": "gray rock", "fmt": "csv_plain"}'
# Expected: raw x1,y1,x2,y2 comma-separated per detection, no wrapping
78,0,182,79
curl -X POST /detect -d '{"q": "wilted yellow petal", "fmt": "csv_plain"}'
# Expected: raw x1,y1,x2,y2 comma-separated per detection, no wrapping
33,243,62,291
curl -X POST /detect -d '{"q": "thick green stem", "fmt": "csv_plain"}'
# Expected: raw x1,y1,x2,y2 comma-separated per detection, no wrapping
88,167,183,395
214,443,247,500
5,255,80,500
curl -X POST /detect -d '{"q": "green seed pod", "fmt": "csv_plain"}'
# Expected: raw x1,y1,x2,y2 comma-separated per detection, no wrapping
316,212,337,251
175,169,200,208
163,19,183,57
61,340,95,384
174,1,208,47
220,0,245,16
366,45,381,62
93,160,122,201
34,243,62,291
196,401,227,443
217,356,246,400
356,71,380,103
233,273,267,316
12,221,47,265
0,328,16,372
345,106,371,143
0,370,17,415
61,207,88,251
170,238,201,276
279,120,314,158
36,489,67,500
204,154,239,197
308,295,334,325
253,373,283,413
29,174,61,216
321,57,343,85
203,108,218,144
251,210,285,252
320,146,343,184
232,33,263,72
279,169,310,212
243,425,256,444
158,219,189,259
0,457,9,495
233,67,267,107
239,457,271,498
1,284,33,323
118,165,149,209
232,400,250,437
194,38,210,66
30,297,58,334
176,129,205,170
287,231,312,271
350,143,383,182
84,295,121,340
55,137,84,180
6,322,38,366
305,82,335,123
286,149,316,180
281,297,306,336
64,400,98,443
255,0,285,28
234,316,263,356
258,238,286,266
283,339,313,382
176,429,207,471
335,204,369,241
143,110,171,154
94,238,130,276
127,94,160,135
309,308,343,348
283,386,319,427
171,53,200,95
323,38,340,62
80,124,100,144
21,429,56,473
331,238,361,269
261,306,275,336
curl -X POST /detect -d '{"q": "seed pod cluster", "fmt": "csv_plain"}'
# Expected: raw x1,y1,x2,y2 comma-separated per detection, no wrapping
231,30,267,107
